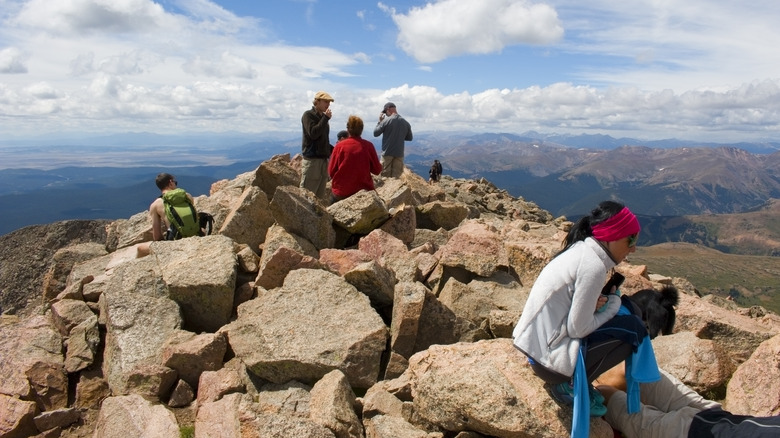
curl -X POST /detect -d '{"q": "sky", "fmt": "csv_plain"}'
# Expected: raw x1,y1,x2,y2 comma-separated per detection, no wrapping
2,0,780,143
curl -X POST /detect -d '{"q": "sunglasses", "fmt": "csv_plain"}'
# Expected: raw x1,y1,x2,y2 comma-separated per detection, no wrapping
627,234,638,248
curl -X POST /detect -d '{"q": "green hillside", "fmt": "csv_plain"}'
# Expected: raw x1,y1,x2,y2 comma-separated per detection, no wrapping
631,243,780,314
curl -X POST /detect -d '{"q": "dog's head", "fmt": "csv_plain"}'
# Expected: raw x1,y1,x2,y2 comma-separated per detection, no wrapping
628,286,679,339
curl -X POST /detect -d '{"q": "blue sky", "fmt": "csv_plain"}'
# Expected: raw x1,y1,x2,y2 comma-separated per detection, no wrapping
2,0,780,143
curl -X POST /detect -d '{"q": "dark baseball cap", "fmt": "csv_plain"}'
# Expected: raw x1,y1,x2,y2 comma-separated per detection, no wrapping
382,102,396,113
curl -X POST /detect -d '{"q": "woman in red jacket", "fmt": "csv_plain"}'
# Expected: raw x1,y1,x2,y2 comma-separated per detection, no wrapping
328,115,382,203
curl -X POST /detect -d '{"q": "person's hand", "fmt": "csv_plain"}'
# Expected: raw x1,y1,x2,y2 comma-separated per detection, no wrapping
595,294,609,312
324,109,332,119
379,113,385,122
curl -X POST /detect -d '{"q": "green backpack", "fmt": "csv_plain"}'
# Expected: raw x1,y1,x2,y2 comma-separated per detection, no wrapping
162,188,201,240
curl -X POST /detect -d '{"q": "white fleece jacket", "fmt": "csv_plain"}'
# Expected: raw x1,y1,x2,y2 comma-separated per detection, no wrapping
512,237,622,377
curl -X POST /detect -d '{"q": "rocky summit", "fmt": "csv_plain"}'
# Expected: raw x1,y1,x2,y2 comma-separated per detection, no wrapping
1,153,780,438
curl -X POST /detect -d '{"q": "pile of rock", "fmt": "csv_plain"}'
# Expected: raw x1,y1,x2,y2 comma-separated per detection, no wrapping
2,153,780,438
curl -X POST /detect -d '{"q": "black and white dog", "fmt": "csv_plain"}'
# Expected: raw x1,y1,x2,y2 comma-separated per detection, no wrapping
628,285,680,339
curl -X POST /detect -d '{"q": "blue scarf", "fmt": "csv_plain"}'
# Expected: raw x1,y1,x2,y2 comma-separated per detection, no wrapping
617,305,661,413
571,344,590,438
572,303,661,437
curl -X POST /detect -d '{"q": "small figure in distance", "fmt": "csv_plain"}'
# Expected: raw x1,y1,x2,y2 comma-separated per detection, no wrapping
136,173,195,257
328,115,382,203
429,159,443,183
373,102,413,178
300,90,334,201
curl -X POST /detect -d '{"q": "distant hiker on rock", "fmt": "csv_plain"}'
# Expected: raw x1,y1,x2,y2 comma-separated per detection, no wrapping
137,173,211,257
429,159,443,183
328,115,382,203
373,102,413,178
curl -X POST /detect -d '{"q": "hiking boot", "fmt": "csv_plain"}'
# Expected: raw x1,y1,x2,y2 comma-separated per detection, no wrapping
589,384,605,405
549,382,575,405
550,382,608,417
590,397,608,417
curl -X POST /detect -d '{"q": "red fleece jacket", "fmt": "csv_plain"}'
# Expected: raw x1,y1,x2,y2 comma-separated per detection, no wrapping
328,136,382,199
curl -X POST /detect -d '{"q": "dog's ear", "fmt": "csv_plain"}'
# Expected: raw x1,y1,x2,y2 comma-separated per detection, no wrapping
659,286,679,307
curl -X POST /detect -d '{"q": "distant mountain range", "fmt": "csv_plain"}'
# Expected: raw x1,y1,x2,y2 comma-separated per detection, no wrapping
2,131,780,255
402,133,780,217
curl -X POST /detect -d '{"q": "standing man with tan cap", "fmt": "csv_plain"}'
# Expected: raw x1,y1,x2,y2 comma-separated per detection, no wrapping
300,91,334,200
374,101,413,178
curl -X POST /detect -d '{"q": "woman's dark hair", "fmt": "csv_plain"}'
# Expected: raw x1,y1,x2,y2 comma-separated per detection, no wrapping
556,200,625,257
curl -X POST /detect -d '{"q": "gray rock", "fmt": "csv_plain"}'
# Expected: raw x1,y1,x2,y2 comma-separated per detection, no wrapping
0,315,63,400
42,242,107,303
310,370,364,438
150,235,237,332
33,407,80,432
218,185,275,254
328,190,390,235
253,153,300,201
168,379,195,408
224,269,387,389
161,330,227,389
0,393,38,438
64,315,100,372
389,282,427,360
400,339,613,437
270,185,335,250
124,363,178,401
93,394,179,437
102,258,182,394
415,201,470,231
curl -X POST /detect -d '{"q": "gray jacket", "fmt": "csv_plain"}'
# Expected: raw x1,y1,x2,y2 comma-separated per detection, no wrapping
512,238,621,377
373,114,413,157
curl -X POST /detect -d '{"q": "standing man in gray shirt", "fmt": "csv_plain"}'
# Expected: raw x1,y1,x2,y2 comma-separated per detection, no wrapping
373,102,413,178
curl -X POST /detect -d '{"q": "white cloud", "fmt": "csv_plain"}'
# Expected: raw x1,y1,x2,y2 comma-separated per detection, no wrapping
352,52,371,64
25,81,58,99
551,0,780,91
1,0,779,143
13,0,171,35
0,47,27,73
69,52,95,76
97,50,159,75
182,52,257,79
387,0,563,63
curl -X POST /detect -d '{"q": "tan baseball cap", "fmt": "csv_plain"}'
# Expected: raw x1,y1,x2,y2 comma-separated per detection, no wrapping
314,91,334,102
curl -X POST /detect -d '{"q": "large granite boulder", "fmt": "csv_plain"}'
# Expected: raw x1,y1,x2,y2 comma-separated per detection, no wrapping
224,269,387,389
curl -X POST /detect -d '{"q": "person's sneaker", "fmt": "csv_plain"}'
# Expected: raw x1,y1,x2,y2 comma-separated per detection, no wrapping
589,384,605,405
590,397,608,417
549,382,575,405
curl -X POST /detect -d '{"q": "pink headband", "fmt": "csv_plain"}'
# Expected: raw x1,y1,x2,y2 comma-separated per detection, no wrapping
591,207,640,242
